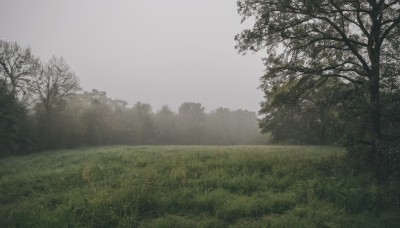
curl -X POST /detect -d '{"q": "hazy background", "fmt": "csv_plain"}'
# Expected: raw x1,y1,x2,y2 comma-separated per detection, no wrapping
0,0,264,111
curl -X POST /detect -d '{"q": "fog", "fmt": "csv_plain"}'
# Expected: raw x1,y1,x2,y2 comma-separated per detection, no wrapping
0,0,264,111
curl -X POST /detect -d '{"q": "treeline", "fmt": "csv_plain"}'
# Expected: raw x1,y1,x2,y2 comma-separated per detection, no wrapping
0,39,266,155
35,90,267,149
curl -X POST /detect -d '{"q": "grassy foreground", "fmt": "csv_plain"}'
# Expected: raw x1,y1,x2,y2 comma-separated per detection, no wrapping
0,146,399,227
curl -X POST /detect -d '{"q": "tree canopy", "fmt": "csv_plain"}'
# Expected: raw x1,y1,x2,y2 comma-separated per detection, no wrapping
236,0,400,170
0,40,39,97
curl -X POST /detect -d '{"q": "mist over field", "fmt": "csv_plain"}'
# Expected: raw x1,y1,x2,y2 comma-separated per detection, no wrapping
1,0,400,227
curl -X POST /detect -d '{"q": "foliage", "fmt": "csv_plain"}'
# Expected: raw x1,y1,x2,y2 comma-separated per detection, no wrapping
0,81,33,155
0,146,399,227
236,0,400,169
0,37,267,154
259,78,370,145
205,108,268,145
154,105,179,144
29,90,266,148
177,102,206,144
31,55,80,149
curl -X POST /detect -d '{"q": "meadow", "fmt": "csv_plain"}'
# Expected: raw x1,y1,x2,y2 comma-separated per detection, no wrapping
0,146,399,227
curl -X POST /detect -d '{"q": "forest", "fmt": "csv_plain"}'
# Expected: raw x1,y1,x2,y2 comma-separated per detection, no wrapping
0,41,268,154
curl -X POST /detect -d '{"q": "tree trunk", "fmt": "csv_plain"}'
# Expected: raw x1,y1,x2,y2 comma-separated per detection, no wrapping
369,71,385,174
44,103,52,149
368,7,385,174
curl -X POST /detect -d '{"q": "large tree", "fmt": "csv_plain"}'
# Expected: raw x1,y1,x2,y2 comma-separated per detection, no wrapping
31,56,80,117
0,40,39,97
30,56,80,148
235,0,400,168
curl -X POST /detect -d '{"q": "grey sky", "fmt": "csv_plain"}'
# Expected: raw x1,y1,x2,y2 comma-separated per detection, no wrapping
0,0,264,112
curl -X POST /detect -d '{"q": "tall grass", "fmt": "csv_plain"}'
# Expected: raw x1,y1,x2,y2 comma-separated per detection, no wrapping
0,146,398,227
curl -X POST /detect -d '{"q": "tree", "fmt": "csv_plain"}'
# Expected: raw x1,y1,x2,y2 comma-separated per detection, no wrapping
231,109,266,144
235,0,400,169
0,40,39,153
204,108,267,145
120,102,157,145
205,108,234,144
0,39,39,97
178,102,205,144
154,105,178,144
30,56,80,148
81,90,115,146
60,94,87,148
0,79,33,154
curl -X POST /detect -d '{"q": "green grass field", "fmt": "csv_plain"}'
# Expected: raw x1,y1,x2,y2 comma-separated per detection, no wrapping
0,146,399,227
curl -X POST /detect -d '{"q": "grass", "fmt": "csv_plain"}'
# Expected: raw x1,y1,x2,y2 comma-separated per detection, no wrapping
0,145,399,227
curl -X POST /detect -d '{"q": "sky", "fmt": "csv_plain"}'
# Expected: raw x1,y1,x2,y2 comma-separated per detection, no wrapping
0,0,265,112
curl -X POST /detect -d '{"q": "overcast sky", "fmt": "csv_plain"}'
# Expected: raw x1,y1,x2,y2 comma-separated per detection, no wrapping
0,0,264,112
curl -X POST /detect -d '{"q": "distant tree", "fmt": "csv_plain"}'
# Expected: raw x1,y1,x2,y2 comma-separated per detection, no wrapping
130,102,157,144
178,102,205,144
0,40,39,97
30,56,80,148
81,90,115,146
154,105,178,144
205,108,233,144
60,94,86,148
236,0,400,170
204,107,269,145
231,109,267,144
